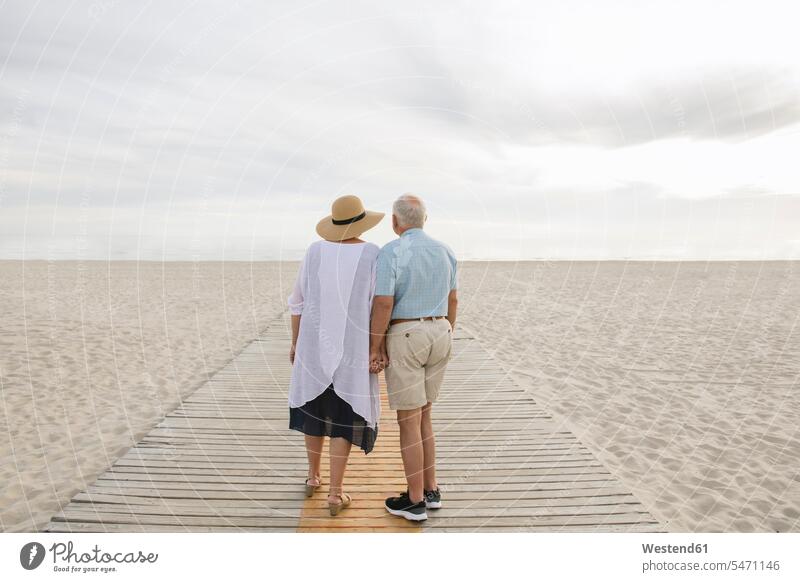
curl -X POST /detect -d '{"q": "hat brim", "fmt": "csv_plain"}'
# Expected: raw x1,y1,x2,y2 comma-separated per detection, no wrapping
316,210,385,242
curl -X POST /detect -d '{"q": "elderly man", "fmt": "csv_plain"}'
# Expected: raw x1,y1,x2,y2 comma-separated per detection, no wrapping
370,193,458,521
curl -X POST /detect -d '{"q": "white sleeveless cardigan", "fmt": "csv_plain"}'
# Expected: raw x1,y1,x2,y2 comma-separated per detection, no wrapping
287,240,380,428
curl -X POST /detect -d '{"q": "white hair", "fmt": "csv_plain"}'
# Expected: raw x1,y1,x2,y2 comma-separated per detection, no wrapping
392,193,426,228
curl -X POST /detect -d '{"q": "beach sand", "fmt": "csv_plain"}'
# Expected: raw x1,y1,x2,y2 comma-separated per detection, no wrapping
0,261,291,532
1,260,798,532
459,261,800,533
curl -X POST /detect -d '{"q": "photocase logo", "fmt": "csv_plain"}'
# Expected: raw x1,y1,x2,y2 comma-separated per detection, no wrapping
20,542,46,570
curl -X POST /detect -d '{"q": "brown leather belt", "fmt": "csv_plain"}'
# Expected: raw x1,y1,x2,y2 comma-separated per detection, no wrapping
390,316,447,325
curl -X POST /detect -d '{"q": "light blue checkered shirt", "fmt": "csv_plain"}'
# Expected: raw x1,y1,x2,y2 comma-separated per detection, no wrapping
375,228,457,319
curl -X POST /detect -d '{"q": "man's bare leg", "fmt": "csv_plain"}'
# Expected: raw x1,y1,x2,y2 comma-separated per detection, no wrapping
421,402,437,491
397,407,425,503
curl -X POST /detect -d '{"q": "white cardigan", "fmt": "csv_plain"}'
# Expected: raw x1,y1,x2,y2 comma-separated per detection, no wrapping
287,240,380,428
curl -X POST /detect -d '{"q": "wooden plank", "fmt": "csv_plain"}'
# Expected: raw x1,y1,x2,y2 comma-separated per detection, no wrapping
429,523,668,533
67,493,645,511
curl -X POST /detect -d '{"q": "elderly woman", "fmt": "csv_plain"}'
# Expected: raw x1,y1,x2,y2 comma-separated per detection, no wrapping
287,194,385,516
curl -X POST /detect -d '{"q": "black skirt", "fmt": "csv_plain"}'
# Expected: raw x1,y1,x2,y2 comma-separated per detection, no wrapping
289,384,377,454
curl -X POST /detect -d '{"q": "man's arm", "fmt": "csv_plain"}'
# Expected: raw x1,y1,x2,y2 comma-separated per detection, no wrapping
370,295,394,371
446,245,458,331
446,289,458,331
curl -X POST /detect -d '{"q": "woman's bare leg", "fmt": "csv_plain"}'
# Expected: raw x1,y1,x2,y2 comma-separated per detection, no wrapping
328,437,352,502
305,435,324,484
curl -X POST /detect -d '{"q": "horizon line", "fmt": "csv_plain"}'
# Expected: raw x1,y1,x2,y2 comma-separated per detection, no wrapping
2,258,799,263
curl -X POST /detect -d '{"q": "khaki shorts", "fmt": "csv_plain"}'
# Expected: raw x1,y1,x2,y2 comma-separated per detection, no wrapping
384,318,453,410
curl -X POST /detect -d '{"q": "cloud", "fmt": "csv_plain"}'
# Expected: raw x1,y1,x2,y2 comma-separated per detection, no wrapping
1,0,798,259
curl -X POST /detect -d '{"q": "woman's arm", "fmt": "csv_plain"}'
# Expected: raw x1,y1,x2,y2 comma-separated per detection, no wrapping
287,247,310,363
290,314,301,363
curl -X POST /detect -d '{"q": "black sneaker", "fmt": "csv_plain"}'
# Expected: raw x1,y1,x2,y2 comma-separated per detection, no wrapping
384,491,427,521
424,488,442,509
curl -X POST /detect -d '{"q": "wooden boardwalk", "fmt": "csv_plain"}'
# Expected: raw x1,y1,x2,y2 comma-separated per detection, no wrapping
44,317,663,533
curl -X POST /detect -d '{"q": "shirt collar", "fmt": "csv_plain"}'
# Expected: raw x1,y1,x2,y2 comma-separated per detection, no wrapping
400,227,423,238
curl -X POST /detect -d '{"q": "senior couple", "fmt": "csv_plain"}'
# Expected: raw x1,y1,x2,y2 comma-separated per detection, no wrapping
287,193,457,521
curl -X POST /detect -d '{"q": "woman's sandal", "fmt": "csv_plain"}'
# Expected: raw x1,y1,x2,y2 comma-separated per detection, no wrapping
328,492,352,516
304,477,322,497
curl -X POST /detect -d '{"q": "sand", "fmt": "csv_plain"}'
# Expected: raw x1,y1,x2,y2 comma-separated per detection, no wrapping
1,260,798,532
458,261,800,533
0,261,292,532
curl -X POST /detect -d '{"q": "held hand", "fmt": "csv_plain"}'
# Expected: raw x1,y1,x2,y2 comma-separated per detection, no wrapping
369,348,381,374
369,347,387,374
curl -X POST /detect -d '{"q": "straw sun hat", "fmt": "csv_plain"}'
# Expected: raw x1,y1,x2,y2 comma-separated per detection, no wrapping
316,195,385,241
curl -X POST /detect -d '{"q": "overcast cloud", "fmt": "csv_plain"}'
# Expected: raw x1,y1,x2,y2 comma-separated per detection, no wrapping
1,0,799,259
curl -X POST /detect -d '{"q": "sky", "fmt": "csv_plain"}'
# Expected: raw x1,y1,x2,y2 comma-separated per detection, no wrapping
1,0,799,260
